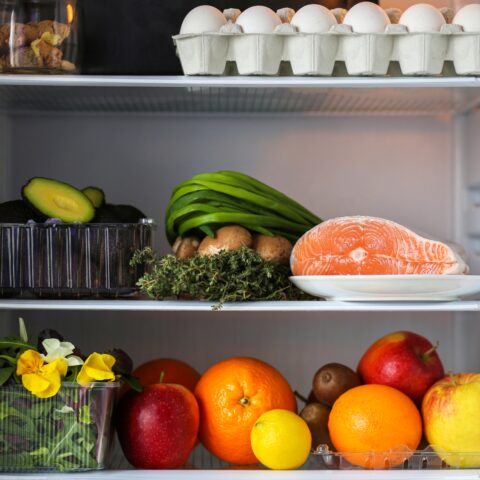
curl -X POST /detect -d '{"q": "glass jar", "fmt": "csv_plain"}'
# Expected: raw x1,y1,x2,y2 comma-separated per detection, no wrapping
0,0,78,74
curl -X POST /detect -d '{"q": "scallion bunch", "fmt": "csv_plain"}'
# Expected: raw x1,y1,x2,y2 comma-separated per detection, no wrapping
165,171,321,244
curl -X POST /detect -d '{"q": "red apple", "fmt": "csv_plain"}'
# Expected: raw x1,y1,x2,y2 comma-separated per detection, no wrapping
357,331,444,404
117,383,199,469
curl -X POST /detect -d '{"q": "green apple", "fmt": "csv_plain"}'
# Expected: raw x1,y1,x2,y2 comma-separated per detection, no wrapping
422,373,480,468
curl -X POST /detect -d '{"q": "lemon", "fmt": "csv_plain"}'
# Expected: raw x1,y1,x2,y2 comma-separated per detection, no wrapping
251,409,312,470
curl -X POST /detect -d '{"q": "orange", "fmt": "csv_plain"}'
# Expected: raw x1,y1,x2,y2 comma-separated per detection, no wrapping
328,384,422,469
132,358,201,391
194,357,296,465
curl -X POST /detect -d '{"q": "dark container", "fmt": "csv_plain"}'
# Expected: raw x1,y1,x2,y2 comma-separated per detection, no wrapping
79,0,377,75
0,221,154,298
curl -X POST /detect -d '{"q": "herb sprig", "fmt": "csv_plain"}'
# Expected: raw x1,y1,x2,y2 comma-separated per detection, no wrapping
131,247,313,308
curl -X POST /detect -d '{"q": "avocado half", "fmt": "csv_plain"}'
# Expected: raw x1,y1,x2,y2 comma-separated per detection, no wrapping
22,177,95,223
82,186,105,209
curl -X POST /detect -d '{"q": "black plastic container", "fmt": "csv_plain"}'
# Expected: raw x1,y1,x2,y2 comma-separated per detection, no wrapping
79,0,377,75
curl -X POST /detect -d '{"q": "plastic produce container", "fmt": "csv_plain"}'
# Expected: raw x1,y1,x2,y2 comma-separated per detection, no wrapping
0,220,154,298
0,0,80,74
0,382,119,472
313,445,480,470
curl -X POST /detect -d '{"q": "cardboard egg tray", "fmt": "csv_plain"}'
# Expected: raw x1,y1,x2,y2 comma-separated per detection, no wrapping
173,23,480,76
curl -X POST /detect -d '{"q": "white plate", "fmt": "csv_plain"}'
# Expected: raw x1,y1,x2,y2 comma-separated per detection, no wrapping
290,275,480,302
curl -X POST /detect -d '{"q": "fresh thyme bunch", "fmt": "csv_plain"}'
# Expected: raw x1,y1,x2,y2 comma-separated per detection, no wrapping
131,247,312,307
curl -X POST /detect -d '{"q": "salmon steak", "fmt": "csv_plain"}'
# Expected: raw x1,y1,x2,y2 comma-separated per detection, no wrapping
291,216,467,276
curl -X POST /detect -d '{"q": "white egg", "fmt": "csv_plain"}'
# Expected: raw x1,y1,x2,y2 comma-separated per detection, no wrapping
180,5,227,35
453,4,480,32
399,4,445,32
291,4,338,33
343,2,391,33
236,6,282,33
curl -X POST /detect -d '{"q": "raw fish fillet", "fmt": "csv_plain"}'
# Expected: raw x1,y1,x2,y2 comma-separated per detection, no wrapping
291,216,467,276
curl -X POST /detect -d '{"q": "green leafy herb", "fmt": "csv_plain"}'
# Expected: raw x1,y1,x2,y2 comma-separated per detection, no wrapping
131,247,313,309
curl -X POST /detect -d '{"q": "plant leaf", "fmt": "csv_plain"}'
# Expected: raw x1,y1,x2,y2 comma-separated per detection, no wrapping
29,447,49,457
18,317,28,343
0,339,35,351
79,405,92,424
0,366,14,386
0,355,17,365
121,373,143,393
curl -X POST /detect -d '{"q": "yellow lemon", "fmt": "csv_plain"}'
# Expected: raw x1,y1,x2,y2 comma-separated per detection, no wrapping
251,409,312,470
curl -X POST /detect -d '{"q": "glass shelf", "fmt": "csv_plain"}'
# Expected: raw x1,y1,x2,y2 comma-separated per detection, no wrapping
0,75,480,115
0,299,479,312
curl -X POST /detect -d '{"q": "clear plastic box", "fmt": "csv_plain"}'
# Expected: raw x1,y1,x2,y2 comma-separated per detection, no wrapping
313,445,480,470
0,221,154,298
0,382,119,472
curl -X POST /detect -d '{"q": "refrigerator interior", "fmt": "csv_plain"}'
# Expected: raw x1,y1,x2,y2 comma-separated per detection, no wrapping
0,77,479,478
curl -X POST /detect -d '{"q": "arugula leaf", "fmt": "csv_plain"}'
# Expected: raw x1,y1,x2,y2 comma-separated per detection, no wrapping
79,405,92,425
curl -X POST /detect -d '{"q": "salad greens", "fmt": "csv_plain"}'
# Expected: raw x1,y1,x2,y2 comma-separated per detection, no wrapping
0,385,111,471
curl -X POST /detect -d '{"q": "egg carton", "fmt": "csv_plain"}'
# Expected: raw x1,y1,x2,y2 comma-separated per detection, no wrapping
173,20,480,76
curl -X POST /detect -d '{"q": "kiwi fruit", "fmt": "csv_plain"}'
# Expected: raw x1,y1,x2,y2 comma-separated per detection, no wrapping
313,363,361,407
307,390,317,404
300,402,333,450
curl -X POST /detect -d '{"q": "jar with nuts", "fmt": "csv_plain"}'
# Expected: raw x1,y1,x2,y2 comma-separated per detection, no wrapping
0,0,78,73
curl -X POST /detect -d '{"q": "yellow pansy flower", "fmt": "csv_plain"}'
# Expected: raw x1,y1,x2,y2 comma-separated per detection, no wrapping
16,350,68,399
77,353,116,386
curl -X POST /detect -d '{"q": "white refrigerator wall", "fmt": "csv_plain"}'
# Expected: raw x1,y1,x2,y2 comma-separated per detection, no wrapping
3,111,480,394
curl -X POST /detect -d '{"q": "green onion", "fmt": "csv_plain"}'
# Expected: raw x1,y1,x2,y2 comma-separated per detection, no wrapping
165,171,321,244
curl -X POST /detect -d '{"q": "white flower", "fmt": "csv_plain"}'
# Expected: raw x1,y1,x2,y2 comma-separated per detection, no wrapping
41,338,84,367
56,405,74,414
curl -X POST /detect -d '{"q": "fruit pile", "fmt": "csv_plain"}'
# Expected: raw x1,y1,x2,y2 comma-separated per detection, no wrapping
300,331,480,469
0,177,146,224
116,332,480,471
